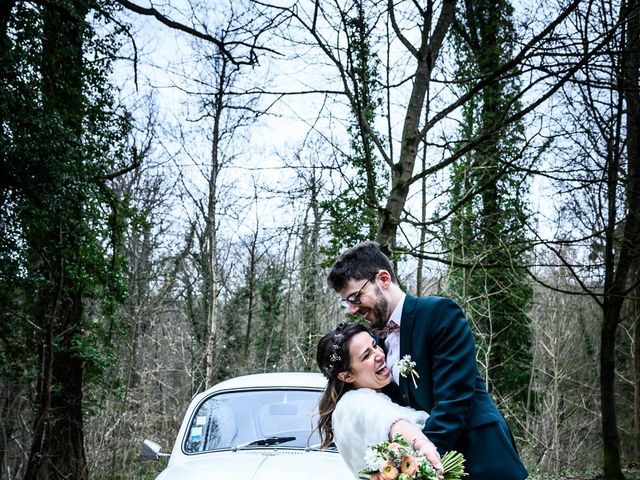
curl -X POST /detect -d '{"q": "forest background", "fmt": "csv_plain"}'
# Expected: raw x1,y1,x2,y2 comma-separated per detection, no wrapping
1,0,639,479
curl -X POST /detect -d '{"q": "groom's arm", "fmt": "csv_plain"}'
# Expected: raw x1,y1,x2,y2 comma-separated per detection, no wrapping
421,297,477,453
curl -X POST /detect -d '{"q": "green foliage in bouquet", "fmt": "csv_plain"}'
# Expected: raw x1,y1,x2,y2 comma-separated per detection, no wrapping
359,433,466,480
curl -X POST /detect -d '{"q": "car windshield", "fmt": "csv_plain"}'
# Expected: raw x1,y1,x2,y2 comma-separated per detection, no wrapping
183,388,324,453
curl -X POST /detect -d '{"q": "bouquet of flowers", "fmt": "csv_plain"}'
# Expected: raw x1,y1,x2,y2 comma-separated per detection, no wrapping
359,433,466,480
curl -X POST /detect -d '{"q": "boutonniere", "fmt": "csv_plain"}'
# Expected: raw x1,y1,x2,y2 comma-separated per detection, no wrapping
395,355,420,388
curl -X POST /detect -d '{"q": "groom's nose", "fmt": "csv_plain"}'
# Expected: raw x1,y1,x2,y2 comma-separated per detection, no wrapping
346,303,360,315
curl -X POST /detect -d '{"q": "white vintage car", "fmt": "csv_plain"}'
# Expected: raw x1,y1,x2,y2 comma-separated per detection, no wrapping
142,371,354,479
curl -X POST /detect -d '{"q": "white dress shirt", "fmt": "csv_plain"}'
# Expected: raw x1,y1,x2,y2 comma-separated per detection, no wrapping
385,293,406,384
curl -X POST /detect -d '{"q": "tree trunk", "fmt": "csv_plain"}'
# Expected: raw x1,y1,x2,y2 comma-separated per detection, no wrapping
47,290,87,480
634,262,640,462
300,167,322,366
375,0,457,252
24,290,55,479
25,248,88,480
244,229,258,359
204,54,227,387
24,1,90,477
601,0,640,475
600,307,624,480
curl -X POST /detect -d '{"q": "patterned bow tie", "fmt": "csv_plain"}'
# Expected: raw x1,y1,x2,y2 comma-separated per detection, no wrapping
373,320,400,339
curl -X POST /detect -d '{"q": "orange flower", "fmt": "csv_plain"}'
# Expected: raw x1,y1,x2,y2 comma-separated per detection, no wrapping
380,460,399,480
370,473,383,480
400,454,418,476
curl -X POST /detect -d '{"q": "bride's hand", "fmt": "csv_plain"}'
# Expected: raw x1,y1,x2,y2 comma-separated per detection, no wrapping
388,420,444,480
413,437,444,480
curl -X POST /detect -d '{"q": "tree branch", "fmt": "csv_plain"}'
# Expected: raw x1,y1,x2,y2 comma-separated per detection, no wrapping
116,0,279,65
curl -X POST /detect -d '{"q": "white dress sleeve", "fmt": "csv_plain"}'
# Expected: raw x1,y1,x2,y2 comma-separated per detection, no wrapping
331,388,429,478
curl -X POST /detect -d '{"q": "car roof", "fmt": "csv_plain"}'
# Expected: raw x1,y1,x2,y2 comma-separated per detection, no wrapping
202,372,328,396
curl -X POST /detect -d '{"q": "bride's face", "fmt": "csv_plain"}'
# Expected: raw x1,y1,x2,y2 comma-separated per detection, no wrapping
339,331,392,390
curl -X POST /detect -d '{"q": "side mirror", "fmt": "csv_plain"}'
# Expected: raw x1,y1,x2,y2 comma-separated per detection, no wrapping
141,439,170,461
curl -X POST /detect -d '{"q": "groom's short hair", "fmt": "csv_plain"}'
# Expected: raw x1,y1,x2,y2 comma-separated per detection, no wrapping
327,241,397,292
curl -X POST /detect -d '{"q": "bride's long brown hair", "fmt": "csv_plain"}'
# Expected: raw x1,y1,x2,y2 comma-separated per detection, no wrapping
315,322,369,448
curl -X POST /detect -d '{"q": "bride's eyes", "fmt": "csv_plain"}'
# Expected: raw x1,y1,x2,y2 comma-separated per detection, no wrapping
362,347,378,360
360,340,379,361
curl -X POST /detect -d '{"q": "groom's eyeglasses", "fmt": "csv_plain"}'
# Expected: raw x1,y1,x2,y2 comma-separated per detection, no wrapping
340,273,376,309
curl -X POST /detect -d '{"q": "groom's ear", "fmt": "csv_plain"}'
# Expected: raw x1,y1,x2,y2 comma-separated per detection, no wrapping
337,371,353,383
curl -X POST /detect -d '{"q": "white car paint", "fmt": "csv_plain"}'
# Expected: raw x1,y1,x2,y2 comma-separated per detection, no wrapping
145,372,354,480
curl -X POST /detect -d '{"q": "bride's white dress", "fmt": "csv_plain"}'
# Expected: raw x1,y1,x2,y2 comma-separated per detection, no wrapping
331,388,429,478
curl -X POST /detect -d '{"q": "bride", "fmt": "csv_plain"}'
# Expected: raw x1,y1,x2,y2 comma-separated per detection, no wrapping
316,322,444,479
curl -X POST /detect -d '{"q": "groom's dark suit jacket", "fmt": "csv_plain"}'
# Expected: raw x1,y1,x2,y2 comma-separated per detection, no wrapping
386,295,528,480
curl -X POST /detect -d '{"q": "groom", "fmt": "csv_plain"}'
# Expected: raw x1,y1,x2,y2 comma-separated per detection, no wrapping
327,241,528,480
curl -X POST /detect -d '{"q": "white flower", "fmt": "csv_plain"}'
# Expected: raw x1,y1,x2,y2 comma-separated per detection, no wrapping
364,447,385,470
395,355,420,388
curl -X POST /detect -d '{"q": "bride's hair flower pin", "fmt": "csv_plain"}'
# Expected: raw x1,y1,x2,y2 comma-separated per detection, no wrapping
322,330,345,376
329,335,343,363
329,346,341,363
395,355,420,389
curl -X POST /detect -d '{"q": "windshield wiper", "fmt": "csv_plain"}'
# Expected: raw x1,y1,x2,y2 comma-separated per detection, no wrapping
234,436,296,450
306,442,337,451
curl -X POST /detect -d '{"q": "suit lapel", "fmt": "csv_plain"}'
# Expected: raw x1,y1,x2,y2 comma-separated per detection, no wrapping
398,295,417,399
381,381,407,406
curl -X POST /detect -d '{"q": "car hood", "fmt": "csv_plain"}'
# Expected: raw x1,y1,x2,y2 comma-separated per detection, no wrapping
156,449,354,480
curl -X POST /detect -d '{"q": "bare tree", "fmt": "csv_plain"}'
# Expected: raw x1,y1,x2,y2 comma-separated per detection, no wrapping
524,0,640,476
634,260,640,462
116,0,282,66
526,267,601,471
169,2,276,389
84,100,190,478
261,0,617,258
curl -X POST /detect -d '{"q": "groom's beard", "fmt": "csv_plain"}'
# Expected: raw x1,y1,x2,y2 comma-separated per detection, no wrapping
367,288,389,330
